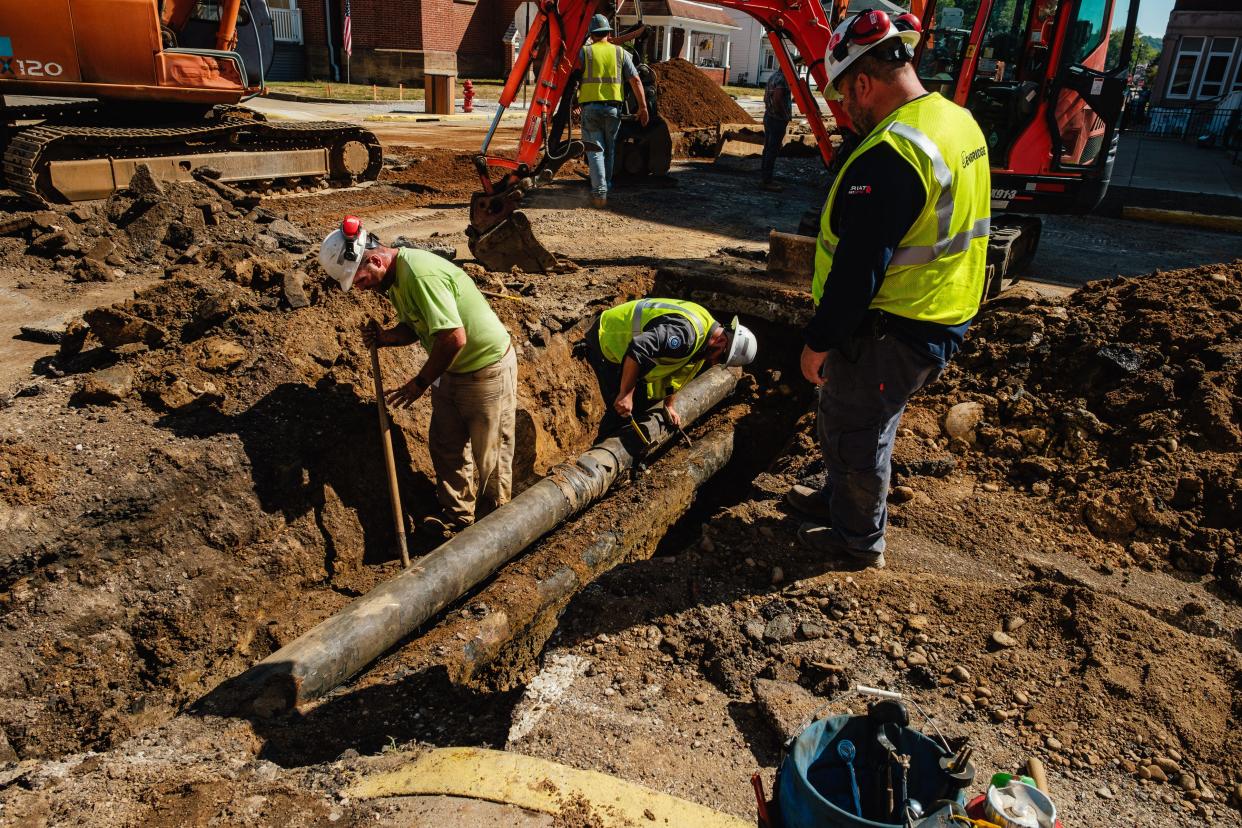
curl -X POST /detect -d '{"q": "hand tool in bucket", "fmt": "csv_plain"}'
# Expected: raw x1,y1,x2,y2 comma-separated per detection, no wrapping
761,685,975,828
368,323,411,568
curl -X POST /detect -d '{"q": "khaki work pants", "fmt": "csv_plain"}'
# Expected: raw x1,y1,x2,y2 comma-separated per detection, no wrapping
428,346,517,526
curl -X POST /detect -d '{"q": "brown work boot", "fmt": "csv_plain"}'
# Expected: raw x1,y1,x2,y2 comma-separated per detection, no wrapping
591,195,608,208
420,515,470,542
797,522,886,569
785,483,832,523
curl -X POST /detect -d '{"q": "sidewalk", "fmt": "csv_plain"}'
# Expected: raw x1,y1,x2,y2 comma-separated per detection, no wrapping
1108,133,1242,215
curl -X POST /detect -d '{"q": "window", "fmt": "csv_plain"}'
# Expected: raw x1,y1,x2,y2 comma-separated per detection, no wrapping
1167,36,1204,99
1063,0,1109,67
1234,49,1242,92
1195,37,1236,100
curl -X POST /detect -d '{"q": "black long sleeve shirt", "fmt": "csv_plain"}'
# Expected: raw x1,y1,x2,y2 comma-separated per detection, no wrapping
802,140,972,365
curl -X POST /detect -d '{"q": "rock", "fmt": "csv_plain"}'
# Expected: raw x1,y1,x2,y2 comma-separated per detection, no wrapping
763,614,796,644
84,237,117,262
906,614,930,631
155,377,221,411
906,652,928,667
889,485,915,503
75,365,135,405
1014,690,1029,705
74,257,118,282
84,307,167,349
1045,736,1063,751
1153,756,1180,774
18,316,73,344
981,482,1000,492
991,630,1018,648
164,221,198,251
196,338,247,373
29,229,70,253
752,678,820,744
255,234,281,253
1096,786,1114,799
944,401,985,443
191,293,238,332
265,218,311,252
743,618,766,643
693,692,708,705
1146,765,1169,783
1177,773,1197,792
1136,765,1151,780
283,271,311,309
1003,616,1027,633
393,236,458,260
949,665,971,683
799,621,828,640
126,163,164,198
770,566,784,585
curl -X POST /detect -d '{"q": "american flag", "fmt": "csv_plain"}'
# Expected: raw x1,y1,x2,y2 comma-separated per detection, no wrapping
342,0,353,58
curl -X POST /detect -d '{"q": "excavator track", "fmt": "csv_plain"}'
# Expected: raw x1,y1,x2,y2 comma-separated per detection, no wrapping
2,110,383,206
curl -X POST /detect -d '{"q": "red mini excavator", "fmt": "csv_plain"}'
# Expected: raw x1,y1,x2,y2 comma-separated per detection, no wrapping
467,0,1141,294
0,0,382,205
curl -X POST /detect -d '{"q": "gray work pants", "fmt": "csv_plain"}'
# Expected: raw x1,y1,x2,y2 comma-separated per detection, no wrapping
815,334,941,555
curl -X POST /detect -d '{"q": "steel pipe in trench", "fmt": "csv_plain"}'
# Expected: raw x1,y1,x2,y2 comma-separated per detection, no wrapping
219,367,739,716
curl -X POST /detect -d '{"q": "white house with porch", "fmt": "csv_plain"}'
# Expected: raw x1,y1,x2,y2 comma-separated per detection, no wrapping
616,0,741,84
266,0,307,80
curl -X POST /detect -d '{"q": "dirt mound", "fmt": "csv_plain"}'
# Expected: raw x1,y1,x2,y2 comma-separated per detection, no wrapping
379,147,481,199
652,58,754,129
911,262,1242,592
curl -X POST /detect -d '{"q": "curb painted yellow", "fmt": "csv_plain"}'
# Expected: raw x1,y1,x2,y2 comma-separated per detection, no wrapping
1121,206,1242,233
348,747,753,828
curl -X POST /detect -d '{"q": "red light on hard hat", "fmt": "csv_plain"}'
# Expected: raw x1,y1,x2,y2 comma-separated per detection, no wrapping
341,215,362,240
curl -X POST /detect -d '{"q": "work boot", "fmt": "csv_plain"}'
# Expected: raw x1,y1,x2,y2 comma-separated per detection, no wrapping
420,515,470,542
797,522,886,569
591,195,608,209
759,180,784,193
785,484,832,523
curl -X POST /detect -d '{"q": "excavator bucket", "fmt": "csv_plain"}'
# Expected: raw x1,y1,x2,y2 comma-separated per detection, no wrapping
616,114,674,179
467,211,559,274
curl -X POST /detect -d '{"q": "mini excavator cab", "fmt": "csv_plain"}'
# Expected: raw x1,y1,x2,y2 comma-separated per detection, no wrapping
916,0,1141,215
1,0,273,105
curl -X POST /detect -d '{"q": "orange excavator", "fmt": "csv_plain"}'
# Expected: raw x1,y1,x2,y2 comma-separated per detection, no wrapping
0,0,382,205
467,0,1141,292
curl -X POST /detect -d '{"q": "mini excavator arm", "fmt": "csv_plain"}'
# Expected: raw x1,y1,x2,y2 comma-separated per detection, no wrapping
466,0,856,271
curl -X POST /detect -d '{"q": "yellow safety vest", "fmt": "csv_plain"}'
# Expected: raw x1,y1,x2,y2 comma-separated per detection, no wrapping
598,298,717,400
813,93,991,326
579,41,625,104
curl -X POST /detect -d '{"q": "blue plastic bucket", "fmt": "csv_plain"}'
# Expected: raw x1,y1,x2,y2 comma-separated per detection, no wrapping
777,714,964,828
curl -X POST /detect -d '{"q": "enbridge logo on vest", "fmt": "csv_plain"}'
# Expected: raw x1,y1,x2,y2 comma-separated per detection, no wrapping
961,146,987,168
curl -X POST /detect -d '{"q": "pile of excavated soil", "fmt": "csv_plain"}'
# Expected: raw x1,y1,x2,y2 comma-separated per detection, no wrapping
379,146,481,198
652,58,754,129
907,263,1241,593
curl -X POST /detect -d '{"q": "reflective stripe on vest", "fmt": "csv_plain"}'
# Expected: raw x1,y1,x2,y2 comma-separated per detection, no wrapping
597,299,716,399
579,43,624,104
812,93,991,327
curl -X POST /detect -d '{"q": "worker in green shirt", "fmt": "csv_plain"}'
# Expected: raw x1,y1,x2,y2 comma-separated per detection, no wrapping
320,217,516,536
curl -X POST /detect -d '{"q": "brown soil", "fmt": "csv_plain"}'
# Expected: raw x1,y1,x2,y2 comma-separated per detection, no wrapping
915,265,1242,593
1,122,1240,827
652,59,755,129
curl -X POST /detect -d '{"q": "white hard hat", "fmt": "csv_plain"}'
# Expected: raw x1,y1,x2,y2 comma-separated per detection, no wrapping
319,215,377,291
824,9,923,98
724,317,757,367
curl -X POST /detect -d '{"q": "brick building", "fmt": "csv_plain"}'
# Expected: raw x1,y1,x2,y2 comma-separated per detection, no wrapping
301,0,525,83
1150,0,1242,107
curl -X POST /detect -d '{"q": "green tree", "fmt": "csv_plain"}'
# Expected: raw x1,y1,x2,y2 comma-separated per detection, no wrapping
1106,27,1159,73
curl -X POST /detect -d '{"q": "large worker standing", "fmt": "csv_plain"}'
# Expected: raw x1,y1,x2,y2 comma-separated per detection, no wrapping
320,217,517,536
791,10,990,568
586,298,757,436
578,14,649,208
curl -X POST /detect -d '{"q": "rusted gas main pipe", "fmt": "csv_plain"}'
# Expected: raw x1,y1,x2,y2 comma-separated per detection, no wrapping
228,367,739,715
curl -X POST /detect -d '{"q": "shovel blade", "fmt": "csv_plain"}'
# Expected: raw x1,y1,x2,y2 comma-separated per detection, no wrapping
467,210,559,273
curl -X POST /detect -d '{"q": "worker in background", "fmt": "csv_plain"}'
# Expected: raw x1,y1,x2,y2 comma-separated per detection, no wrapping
760,60,793,193
319,217,517,538
789,10,990,569
578,14,649,209
585,298,757,437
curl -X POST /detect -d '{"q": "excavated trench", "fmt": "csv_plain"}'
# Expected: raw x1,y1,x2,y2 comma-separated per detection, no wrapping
0,260,814,764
